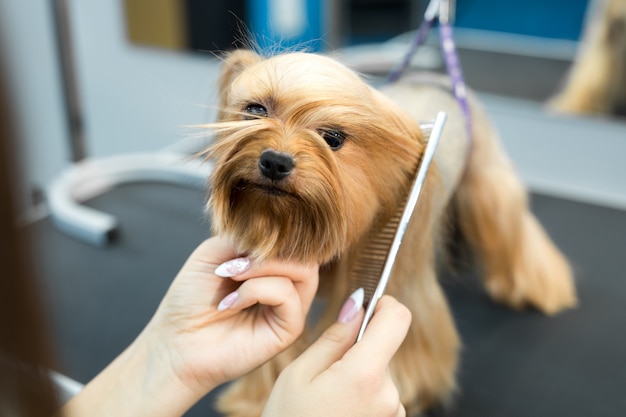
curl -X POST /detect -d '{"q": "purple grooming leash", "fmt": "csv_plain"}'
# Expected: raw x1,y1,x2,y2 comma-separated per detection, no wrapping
387,0,472,139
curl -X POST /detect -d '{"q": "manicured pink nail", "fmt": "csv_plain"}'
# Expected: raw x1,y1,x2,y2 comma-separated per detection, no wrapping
338,288,364,323
215,257,251,277
217,291,239,311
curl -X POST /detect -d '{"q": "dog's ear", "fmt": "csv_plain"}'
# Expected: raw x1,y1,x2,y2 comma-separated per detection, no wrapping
217,49,262,121
218,49,262,89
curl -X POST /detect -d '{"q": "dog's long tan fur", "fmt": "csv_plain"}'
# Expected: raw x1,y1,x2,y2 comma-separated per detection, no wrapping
205,49,577,416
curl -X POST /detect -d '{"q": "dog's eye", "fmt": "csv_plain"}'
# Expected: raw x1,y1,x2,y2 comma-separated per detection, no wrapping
319,129,346,150
243,103,268,119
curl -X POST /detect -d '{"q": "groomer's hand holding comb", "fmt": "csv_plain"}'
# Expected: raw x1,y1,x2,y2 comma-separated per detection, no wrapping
262,290,412,417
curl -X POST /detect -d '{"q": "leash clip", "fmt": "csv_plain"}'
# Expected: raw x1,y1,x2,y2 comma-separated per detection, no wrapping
387,0,471,138
424,0,455,24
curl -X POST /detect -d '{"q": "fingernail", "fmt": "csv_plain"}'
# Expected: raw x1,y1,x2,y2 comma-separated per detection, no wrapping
338,288,364,323
217,291,239,311
215,257,251,277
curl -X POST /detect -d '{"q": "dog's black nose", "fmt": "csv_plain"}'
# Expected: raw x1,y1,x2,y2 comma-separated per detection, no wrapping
258,150,294,181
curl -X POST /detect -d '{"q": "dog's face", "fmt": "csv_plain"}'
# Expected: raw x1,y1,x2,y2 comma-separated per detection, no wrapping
207,50,424,263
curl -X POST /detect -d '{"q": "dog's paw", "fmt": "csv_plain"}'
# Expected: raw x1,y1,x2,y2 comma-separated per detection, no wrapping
485,267,577,315
484,214,577,315
485,233,577,315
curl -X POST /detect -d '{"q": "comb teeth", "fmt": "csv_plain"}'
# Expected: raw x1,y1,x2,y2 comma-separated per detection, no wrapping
348,204,404,304
345,121,436,305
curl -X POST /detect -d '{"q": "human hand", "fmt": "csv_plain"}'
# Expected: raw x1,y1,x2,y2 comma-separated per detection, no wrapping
262,292,411,417
141,235,319,401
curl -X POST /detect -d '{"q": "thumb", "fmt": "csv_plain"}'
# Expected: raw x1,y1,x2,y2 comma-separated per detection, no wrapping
289,288,365,378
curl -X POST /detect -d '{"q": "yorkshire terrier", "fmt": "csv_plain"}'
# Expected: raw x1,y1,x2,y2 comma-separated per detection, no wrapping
205,49,577,416
550,0,626,116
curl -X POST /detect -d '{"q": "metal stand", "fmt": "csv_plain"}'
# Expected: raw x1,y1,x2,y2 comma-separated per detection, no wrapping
46,0,211,246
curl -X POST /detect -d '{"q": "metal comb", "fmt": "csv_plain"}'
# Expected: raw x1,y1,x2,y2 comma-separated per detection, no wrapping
355,111,447,342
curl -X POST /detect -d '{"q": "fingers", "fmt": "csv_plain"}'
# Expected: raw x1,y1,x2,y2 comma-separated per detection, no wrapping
287,293,411,381
217,276,307,337
182,236,319,315
218,276,296,311
215,255,320,316
190,236,240,266
269,295,409,417
173,236,241,282
345,296,411,372
289,306,365,378
220,257,319,288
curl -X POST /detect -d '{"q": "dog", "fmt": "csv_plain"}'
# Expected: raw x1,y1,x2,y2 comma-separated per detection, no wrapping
204,49,577,417
550,0,626,116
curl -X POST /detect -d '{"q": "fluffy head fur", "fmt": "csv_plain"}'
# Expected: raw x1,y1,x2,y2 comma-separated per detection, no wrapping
206,50,424,263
